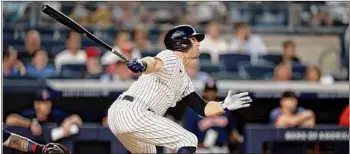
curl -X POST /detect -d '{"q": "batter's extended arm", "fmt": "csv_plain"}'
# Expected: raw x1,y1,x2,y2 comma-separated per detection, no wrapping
140,57,164,74
184,91,252,118
126,57,164,74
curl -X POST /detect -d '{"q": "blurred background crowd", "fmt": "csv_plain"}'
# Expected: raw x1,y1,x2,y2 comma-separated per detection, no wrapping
3,1,349,82
2,1,349,154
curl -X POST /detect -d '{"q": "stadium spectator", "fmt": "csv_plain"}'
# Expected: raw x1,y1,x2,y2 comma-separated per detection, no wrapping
274,40,301,65
68,2,89,26
84,47,104,79
18,30,41,62
186,2,227,25
272,63,292,81
3,2,29,24
40,2,61,26
90,3,113,29
55,31,86,72
133,25,153,51
5,89,83,137
25,50,56,79
304,65,321,82
101,31,141,65
156,24,173,51
186,59,210,81
270,91,315,128
156,31,167,51
102,110,109,127
199,21,229,64
183,80,234,153
103,59,135,81
339,105,349,128
3,46,26,77
110,2,141,29
228,22,268,56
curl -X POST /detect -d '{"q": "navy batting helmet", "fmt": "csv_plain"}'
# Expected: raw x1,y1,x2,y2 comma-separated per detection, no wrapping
164,25,205,51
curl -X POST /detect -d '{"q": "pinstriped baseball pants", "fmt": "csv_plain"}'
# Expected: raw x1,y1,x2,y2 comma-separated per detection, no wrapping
107,99,198,153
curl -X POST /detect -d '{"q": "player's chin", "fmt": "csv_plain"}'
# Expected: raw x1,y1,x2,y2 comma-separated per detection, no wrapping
194,51,200,59
192,54,199,59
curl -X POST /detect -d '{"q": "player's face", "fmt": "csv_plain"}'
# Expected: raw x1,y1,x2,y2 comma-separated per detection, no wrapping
187,37,200,59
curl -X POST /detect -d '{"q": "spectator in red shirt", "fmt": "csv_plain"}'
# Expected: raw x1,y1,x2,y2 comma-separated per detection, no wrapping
85,46,104,79
339,105,349,128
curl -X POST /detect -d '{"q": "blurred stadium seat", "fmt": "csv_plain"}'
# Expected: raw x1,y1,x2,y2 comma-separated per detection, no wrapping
239,63,275,80
260,54,281,64
51,45,66,55
199,61,220,74
199,52,211,64
210,71,242,80
60,64,86,79
219,53,251,72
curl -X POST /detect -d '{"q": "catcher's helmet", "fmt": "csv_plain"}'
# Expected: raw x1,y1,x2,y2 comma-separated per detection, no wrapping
164,25,205,51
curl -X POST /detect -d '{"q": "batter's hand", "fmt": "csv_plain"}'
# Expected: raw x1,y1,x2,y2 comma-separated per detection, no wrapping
127,58,147,73
221,90,252,111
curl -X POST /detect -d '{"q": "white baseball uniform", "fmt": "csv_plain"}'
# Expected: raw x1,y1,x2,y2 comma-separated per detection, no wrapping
107,50,198,153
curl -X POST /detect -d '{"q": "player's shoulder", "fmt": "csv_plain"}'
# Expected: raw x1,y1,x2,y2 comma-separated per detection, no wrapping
157,49,177,56
155,50,177,62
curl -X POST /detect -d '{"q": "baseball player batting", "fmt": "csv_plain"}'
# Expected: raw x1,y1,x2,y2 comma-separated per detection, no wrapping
107,25,252,153
3,125,71,154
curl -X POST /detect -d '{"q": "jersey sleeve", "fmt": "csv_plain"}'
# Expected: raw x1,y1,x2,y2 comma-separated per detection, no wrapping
182,78,195,97
155,50,177,81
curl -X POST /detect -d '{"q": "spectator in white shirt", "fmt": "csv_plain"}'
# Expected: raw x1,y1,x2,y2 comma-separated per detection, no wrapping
199,21,229,64
101,30,141,65
229,22,268,56
54,31,86,72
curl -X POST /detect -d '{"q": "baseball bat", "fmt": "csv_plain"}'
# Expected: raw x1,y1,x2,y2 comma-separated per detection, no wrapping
41,4,130,62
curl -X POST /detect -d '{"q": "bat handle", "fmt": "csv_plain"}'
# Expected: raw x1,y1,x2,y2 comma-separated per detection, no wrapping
111,49,130,63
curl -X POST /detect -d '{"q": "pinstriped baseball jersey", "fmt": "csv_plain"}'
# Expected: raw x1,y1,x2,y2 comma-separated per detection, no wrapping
123,49,195,116
107,49,198,153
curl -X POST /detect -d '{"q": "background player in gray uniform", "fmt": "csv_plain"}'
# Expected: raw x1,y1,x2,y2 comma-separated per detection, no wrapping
3,125,70,154
107,25,252,154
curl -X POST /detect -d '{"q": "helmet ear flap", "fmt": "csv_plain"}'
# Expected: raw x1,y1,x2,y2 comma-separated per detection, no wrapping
180,39,192,51
171,39,192,51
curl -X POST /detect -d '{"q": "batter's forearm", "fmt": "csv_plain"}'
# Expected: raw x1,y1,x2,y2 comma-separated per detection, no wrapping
141,57,163,74
204,101,225,118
